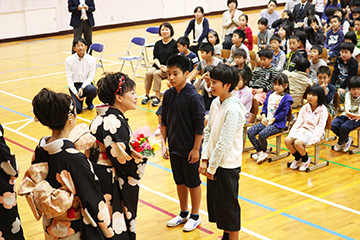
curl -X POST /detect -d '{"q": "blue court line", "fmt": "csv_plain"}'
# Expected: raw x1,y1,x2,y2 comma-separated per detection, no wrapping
0,105,32,119
18,38,55,44
0,105,355,239
0,66,41,74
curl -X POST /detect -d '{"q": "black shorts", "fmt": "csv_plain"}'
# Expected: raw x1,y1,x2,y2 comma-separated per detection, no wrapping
169,153,201,188
207,167,241,231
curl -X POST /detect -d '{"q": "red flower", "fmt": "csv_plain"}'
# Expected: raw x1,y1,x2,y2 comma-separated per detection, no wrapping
131,140,140,148
134,147,142,153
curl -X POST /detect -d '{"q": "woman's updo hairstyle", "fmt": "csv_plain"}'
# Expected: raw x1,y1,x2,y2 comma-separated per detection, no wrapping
97,72,135,105
32,88,75,130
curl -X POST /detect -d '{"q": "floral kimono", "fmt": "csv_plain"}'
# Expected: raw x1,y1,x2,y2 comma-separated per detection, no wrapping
0,124,25,239
18,137,114,240
90,107,147,240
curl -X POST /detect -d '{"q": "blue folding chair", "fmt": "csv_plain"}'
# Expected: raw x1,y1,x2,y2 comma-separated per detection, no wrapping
144,26,160,65
89,43,105,73
119,37,147,79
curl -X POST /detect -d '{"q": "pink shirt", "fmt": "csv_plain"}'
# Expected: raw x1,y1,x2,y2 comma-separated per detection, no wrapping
232,86,253,120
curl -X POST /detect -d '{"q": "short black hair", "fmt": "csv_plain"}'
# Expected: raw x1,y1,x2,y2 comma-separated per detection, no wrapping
348,76,360,89
307,15,319,26
258,17,268,26
354,17,360,24
273,73,290,94
233,29,246,40
240,14,248,22
351,7,360,14
270,34,282,44
289,34,300,41
234,48,247,58
307,85,326,106
280,24,292,39
345,31,357,45
177,36,190,48
268,0,277,5
194,6,204,13
167,54,190,73
330,15,341,22
340,42,355,53
317,65,331,76
237,68,251,86
258,48,273,59
295,30,306,47
199,42,214,55
295,58,310,72
210,64,239,92
97,72,136,105
207,30,220,45
325,7,336,17
227,0,238,8
159,22,174,37
334,7,344,17
350,0,360,7
73,37,87,47
310,45,323,55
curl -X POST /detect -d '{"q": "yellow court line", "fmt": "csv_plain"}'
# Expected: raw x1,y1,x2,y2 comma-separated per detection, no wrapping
244,179,360,226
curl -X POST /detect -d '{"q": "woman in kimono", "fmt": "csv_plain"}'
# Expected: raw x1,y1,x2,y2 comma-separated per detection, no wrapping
0,124,25,239
89,72,147,240
19,88,113,240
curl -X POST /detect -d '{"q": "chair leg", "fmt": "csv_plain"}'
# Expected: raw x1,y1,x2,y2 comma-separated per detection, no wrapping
243,127,254,152
268,135,290,162
308,144,329,171
120,61,126,72
349,129,360,155
99,60,105,73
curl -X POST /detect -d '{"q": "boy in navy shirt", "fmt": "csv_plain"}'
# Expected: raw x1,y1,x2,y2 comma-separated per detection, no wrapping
161,55,205,232
177,36,199,72
324,16,345,59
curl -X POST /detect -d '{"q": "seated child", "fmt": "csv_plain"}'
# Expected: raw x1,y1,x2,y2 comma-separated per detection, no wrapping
330,42,358,103
331,76,360,152
233,48,252,76
227,29,250,65
295,30,308,58
354,17,360,48
258,18,273,49
324,16,344,59
349,7,360,27
317,66,336,115
305,15,325,46
232,68,253,121
284,35,305,71
308,45,327,84
285,85,328,171
278,24,292,54
193,65,217,113
250,48,279,104
177,36,199,72
238,14,254,50
334,7,350,35
207,30,222,59
247,73,293,164
283,58,313,108
344,31,360,70
187,43,222,81
270,34,286,72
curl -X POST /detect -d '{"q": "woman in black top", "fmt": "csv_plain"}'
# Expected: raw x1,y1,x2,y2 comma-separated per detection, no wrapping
142,22,178,107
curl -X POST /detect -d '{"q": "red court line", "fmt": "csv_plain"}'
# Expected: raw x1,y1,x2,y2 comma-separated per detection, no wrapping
5,137,214,235
139,198,214,235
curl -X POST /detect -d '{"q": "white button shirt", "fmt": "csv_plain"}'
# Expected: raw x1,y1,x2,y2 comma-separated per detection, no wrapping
65,53,96,95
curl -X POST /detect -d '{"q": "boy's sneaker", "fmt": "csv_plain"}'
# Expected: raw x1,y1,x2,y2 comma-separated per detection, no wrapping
299,157,311,171
152,97,161,106
289,159,300,170
87,103,94,110
141,95,151,105
154,125,161,136
343,137,353,152
333,142,344,152
251,153,259,160
167,214,189,227
183,217,201,232
257,152,268,164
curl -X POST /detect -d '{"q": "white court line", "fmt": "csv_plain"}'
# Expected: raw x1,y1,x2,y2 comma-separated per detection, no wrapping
16,118,34,131
3,119,30,126
2,88,360,217
140,183,271,240
2,125,39,142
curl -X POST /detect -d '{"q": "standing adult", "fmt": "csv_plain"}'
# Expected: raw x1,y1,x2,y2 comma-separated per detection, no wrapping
142,22,178,107
222,0,243,50
65,38,97,113
68,0,95,54
0,124,25,240
184,6,210,55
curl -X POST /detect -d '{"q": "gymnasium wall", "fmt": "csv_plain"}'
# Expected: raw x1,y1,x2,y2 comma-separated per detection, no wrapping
0,0,285,40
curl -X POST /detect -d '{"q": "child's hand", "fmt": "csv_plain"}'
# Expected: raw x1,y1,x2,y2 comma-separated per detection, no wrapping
337,88,346,95
188,148,200,163
268,118,275,125
261,117,268,126
254,88,263,94
160,65,167,72
205,171,214,180
161,144,169,159
199,160,208,175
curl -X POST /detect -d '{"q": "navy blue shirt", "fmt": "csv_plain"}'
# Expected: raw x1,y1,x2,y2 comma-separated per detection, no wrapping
161,83,205,158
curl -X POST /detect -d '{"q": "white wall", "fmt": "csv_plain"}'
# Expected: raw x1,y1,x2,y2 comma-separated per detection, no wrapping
0,0,286,40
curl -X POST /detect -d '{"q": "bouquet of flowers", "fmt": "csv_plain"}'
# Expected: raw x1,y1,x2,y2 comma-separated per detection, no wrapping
130,127,160,157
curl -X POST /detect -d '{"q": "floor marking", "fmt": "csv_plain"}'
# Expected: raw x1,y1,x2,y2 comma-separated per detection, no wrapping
16,118,34,131
3,119,31,126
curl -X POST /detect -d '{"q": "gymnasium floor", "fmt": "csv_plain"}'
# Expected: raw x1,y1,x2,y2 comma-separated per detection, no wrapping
0,8,360,240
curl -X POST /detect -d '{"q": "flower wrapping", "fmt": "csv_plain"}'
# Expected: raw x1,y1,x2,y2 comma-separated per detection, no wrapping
130,126,160,157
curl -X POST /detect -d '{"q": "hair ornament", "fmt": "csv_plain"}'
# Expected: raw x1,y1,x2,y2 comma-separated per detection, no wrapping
115,76,125,96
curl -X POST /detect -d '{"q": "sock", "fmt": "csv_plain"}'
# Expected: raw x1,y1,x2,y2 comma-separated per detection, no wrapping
190,213,199,221
179,211,189,218
222,232,230,240
301,153,308,162
292,151,301,160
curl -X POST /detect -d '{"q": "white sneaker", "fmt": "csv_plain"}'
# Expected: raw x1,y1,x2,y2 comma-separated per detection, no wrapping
290,159,300,170
299,157,311,171
154,125,161,136
251,153,259,160
342,137,353,152
333,143,344,152
257,152,268,164
183,217,201,232
167,214,189,227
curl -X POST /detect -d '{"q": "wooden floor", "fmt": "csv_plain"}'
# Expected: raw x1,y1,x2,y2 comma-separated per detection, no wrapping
1,8,360,240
